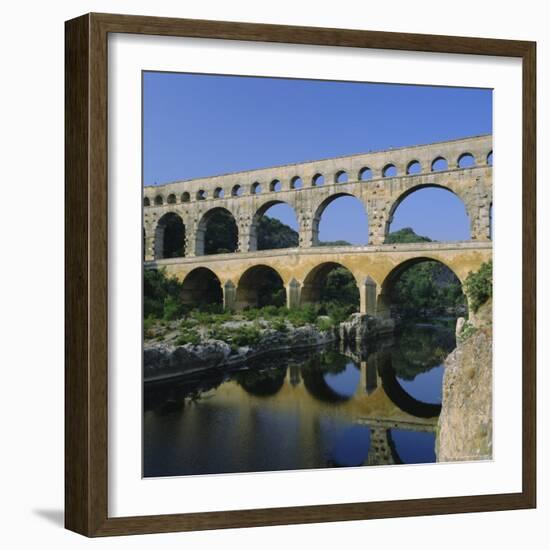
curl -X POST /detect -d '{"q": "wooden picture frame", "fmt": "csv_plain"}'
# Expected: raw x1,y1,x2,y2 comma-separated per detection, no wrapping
65,12,536,537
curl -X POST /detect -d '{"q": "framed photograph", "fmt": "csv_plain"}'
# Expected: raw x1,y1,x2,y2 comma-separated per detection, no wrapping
65,13,536,536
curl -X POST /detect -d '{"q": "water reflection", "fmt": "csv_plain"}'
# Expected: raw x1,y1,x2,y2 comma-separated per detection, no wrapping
143,323,455,477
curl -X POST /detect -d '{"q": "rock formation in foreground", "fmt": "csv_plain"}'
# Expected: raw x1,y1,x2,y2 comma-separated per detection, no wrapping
436,299,492,462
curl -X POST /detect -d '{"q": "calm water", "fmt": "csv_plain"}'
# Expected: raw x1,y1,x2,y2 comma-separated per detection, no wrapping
143,323,455,477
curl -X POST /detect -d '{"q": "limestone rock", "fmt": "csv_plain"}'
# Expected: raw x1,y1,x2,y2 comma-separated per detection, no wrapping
436,301,492,462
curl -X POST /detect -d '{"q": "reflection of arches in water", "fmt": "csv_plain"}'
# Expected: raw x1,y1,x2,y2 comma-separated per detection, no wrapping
326,424,371,467
323,362,360,398
389,429,436,464
144,372,225,413
301,354,354,404
235,367,286,397
390,325,455,382
366,427,403,466
377,352,441,418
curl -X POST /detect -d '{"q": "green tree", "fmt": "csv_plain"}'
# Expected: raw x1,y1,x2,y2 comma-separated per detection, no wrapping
464,260,492,312
144,268,186,319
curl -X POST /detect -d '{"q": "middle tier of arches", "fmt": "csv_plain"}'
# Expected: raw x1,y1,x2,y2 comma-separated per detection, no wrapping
144,171,491,261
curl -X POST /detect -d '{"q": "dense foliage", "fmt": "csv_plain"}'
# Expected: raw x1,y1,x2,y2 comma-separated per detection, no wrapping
390,261,465,318
463,260,493,312
257,216,299,249
204,209,238,254
144,268,187,320
386,227,465,318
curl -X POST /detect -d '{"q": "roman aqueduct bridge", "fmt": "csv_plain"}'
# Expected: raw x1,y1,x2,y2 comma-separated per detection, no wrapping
143,134,493,315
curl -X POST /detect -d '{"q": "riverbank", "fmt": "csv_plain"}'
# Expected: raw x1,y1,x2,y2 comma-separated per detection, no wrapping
144,312,394,382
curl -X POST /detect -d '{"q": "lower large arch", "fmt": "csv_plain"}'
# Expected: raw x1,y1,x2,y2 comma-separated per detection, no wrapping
181,267,223,309
301,262,360,311
195,207,238,256
377,257,466,320
236,265,286,310
154,212,186,259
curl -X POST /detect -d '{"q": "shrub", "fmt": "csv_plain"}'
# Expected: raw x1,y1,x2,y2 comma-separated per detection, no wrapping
175,328,201,346
209,325,263,347
272,319,289,333
326,302,354,324
316,317,334,331
458,320,477,343
464,261,493,312
163,295,184,321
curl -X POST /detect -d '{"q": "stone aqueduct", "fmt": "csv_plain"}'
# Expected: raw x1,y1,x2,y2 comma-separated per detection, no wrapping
143,135,493,316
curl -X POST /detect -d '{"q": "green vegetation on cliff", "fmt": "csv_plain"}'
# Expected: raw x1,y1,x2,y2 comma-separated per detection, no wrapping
463,260,492,312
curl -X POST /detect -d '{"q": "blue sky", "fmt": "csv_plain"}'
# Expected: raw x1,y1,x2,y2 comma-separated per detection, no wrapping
143,72,492,242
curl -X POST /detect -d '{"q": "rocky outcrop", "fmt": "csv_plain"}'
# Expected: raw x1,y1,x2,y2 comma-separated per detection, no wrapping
144,324,336,382
338,313,395,343
436,300,492,462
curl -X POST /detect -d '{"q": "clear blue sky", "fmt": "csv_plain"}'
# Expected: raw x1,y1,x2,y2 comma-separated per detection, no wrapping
143,72,492,242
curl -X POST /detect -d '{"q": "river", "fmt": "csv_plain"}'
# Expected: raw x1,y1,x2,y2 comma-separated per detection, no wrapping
143,322,456,477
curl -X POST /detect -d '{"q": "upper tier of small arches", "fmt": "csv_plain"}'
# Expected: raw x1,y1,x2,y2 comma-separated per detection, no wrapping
143,137,492,207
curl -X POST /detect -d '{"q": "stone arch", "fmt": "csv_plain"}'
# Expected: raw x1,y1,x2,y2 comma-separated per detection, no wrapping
291,176,303,189
487,151,493,166
235,264,286,310
311,192,367,247
376,256,466,319
431,156,448,171
406,160,422,175
196,189,207,201
181,191,190,203
154,195,163,206
181,267,223,309
270,179,282,192
312,173,324,186
213,187,224,198
231,184,243,197
335,170,348,183
167,193,176,204
195,206,238,256
358,167,372,181
457,152,476,168
383,163,398,178
251,181,262,194
249,199,299,252
154,212,186,259
300,261,360,310
385,183,470,241
143,197,150,207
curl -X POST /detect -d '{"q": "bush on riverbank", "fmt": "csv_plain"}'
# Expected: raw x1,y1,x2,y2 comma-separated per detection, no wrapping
463,260,492,313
